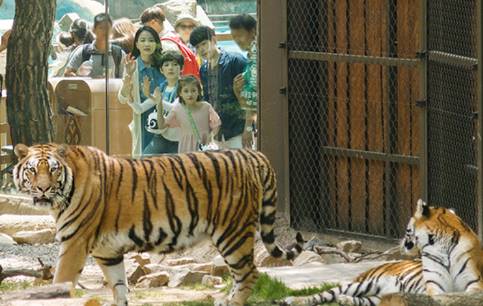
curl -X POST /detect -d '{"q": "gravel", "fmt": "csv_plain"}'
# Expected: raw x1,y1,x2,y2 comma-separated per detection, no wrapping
0,242,98,275
0,243,60,269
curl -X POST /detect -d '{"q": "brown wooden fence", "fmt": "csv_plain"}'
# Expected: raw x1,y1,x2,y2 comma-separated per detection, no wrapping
286,0,423,238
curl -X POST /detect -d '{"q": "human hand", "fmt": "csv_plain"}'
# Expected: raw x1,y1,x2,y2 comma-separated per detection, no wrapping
242,130,253,149
125,53,136,76
0,29,11,52
233,73,244,96
1,29,11,46
152,87,162,104
142,75,151,98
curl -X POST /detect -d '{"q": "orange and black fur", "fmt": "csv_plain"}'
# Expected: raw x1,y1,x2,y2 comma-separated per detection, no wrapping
13,144,304,306
283,200,483,306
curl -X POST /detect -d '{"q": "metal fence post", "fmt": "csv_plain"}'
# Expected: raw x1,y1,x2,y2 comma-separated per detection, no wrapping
258,0,290,220
419,0,428,203
477,0,483,243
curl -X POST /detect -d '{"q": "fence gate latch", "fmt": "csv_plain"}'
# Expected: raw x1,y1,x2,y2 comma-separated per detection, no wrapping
416,100,427,108
278,41,287,49
416,51,427,59
279,87,287,95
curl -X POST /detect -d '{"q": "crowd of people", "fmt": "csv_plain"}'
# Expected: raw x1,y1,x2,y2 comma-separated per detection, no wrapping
50,6,258,157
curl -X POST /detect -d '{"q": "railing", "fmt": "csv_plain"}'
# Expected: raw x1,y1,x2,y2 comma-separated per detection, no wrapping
0,77,13,183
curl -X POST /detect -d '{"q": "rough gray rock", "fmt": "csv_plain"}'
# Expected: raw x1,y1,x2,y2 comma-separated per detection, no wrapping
0,215,55,236
292,251,325,266
135,271,170,288
168,270,208,288
0,232,16,246
0,195,48,215
12,229,55,245
336,240,362,253
201,275,222,287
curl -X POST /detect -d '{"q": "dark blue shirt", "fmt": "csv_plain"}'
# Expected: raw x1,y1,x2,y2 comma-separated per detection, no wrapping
200,49,247,140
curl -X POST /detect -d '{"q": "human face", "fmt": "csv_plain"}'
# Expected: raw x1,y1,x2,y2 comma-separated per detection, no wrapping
195,39,216,60
161,60,181,81
179,83,199,106
176,22,196,43
93,21,112,42
230,28,255,51
136,31,157,57
144,19,163,34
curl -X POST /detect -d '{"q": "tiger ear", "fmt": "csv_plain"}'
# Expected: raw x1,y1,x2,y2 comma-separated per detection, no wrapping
14,144,29,159
55,144,69,157
415,199,430,219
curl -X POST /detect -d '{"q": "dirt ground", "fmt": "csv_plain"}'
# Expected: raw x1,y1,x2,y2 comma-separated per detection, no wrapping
0,193,399,305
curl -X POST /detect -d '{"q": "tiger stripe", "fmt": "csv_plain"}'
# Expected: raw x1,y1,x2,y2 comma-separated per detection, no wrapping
283,201,483,306
13,144,304,306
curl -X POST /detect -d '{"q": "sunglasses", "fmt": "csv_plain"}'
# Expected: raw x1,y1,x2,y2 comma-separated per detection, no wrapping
178,23,196,30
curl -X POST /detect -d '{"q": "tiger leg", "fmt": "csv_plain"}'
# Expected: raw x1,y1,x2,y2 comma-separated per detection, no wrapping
53,241,88,287
214,226,258,306
425,281,446,295
94,257,129,306
282,286,341,305
283,281,384,306
464,277,483,292
337,294,381,306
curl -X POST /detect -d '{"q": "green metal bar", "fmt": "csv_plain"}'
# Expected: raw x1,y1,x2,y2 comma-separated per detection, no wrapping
321,146,420,165
428,51,477,69
420,0,428,204
288,50,421,66
476,0,483,244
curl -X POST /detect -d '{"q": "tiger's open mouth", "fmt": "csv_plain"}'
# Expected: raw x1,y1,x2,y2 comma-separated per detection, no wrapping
33,196,53,206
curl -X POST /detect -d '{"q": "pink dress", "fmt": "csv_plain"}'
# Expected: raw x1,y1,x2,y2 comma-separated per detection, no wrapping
165,101,221,153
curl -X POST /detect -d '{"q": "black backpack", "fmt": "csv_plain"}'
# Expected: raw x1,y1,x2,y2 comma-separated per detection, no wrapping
81,43,123,78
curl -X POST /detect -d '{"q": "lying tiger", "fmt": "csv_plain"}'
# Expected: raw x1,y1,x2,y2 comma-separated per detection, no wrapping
283,199,483,305
13,144,304,306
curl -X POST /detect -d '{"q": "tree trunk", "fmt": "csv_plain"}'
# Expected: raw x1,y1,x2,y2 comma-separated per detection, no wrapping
380,291,483,306
5,0,56,146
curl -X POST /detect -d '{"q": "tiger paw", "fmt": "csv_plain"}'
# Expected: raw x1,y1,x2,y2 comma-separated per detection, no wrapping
279,296,307,306
213,298,227,306
337,295,356,306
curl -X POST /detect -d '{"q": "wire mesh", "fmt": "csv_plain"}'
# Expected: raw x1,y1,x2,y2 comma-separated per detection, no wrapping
427,0,479,231
286,0,421,238
428,0,476,58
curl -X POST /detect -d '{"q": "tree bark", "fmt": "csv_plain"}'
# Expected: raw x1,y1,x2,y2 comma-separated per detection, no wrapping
380,291,483,306
5,0,56,146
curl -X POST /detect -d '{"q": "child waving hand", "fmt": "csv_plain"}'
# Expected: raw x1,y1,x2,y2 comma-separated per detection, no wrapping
146,75,221,153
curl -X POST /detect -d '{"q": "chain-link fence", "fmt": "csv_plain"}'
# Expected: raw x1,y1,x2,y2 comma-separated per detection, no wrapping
427,0,479,230
286,0,422,238
282,0,483,239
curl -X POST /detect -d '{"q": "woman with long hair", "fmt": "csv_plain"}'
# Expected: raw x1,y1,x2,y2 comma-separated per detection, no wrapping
118,26,165,157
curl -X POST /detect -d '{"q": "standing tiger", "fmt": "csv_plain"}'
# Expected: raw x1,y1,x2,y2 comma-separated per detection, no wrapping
13,143,304,306
283,199,483,306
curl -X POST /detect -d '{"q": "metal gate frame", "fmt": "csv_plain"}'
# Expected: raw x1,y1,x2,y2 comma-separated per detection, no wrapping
477,0,483,241
259,0,483,241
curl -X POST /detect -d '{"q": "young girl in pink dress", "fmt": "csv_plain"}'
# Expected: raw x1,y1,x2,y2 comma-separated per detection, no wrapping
148,75,221,153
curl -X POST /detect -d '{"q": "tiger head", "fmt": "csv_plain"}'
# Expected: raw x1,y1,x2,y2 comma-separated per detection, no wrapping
402,199,468,256
13,144,73,210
